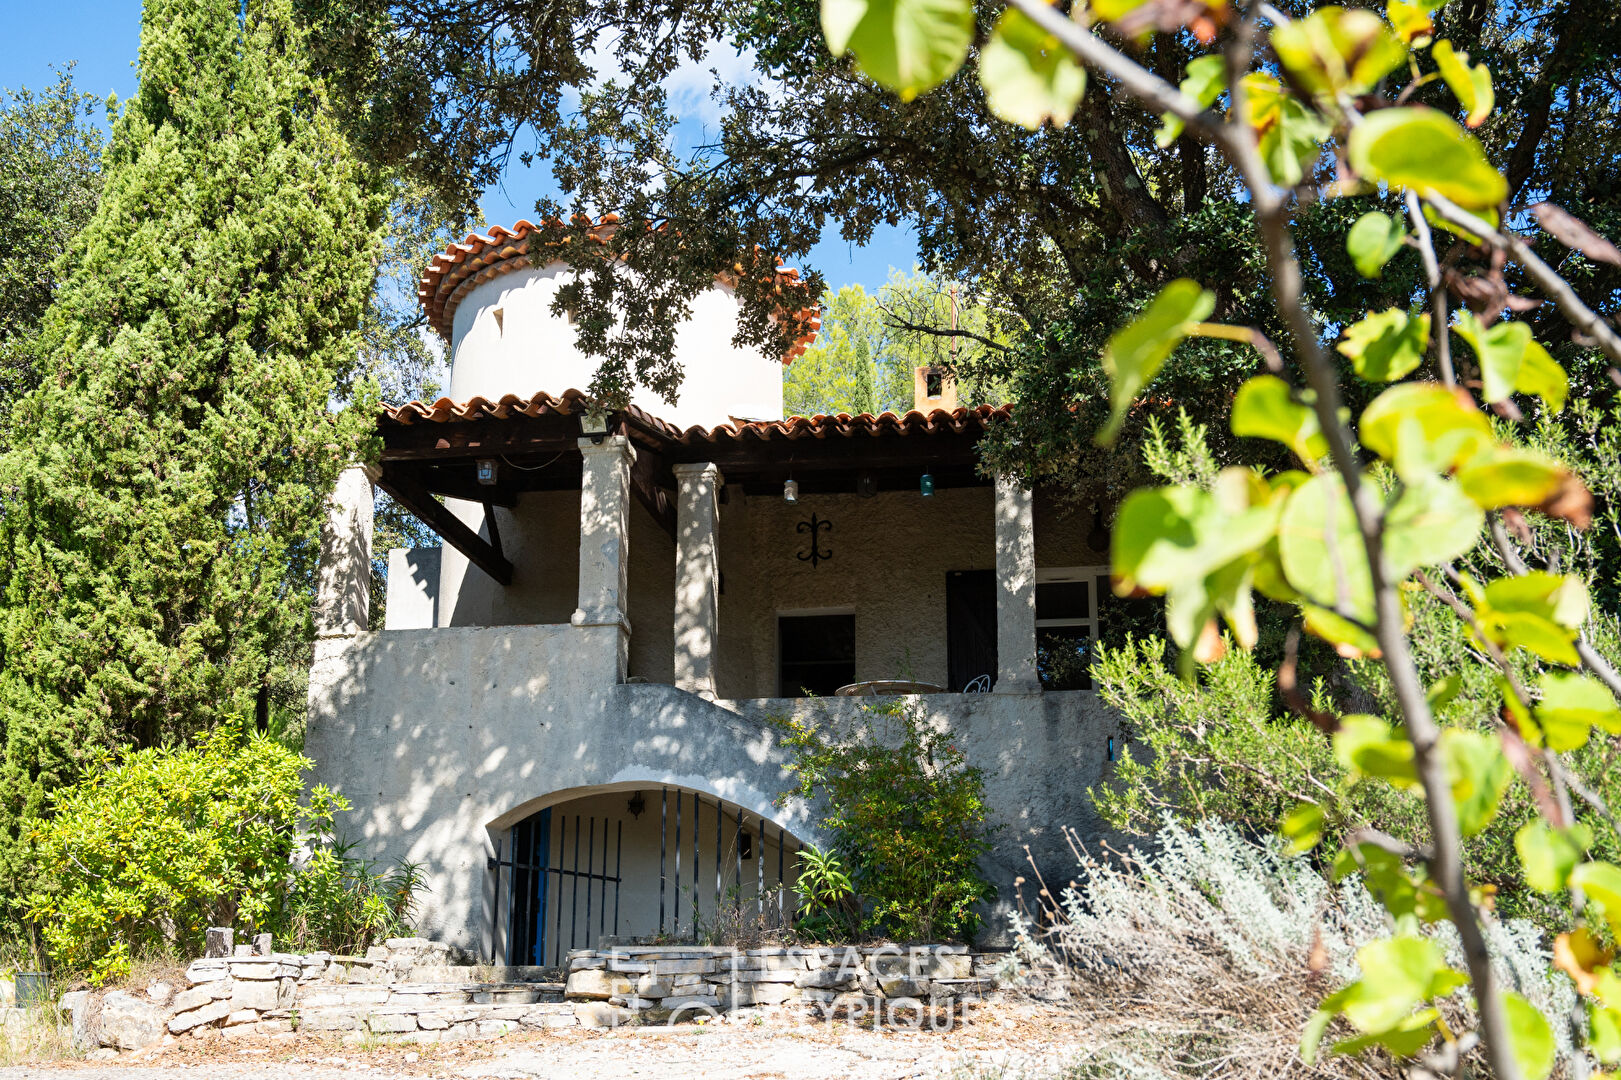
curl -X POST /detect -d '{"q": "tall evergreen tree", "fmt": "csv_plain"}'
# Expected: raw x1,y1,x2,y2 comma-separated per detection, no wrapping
0,0,384,939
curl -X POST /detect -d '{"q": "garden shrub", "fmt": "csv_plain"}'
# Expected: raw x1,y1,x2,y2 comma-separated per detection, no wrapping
776,699,996,941
25,724,417,982
1010,820,1575,1079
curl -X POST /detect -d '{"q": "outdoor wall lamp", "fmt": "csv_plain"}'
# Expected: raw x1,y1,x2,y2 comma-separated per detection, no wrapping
920,472,935,497
856,472,877,498
627,791,646,819
784,478,799,504
582,409,608,444
476,459,499,486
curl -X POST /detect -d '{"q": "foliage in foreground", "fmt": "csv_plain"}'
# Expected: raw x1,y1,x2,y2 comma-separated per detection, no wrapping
26,725,418,983
1011,822,1572,1080
775,700,996,941
832,0,1621,1074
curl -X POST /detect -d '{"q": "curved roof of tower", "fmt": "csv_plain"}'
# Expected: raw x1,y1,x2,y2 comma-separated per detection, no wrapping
417,215,821,362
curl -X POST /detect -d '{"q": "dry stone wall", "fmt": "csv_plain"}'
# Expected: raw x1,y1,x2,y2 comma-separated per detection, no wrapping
56,936,1009,1053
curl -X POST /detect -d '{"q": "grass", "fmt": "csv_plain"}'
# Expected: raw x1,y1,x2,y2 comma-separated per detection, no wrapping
0,1001,81,1066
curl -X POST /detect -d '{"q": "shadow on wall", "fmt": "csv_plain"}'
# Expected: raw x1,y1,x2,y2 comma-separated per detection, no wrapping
304,627,819,954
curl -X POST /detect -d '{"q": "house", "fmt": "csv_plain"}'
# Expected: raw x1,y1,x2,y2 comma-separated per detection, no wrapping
305,220,1121,965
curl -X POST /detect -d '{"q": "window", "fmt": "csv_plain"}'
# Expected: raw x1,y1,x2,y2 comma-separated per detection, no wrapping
778,613,855,697
1035,567,1106,691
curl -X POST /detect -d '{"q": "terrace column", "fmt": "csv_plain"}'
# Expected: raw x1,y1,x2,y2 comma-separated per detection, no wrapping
993,473,1041,693
573,434,635,681
673,463,724,700
313,465,375,637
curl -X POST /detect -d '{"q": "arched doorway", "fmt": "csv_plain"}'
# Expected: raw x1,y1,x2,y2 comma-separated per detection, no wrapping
489,786,807,966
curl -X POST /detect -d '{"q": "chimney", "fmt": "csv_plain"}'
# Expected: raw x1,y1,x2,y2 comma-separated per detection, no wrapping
912,365,959,414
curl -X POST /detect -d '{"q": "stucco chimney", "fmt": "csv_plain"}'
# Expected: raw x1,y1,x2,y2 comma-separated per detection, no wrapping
913,365,959,414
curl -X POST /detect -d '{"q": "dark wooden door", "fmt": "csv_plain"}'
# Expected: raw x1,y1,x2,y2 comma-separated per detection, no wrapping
946,570,997,692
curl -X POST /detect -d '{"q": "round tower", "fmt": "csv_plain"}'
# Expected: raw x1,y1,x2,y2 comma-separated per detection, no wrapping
418,219,818,430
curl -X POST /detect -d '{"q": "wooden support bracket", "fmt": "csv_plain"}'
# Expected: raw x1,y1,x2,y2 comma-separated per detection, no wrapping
377,472,515,586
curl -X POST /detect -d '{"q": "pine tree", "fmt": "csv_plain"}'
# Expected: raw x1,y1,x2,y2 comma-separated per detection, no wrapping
0,0,384,940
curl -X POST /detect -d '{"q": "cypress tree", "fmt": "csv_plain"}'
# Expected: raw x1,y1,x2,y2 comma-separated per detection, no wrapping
0,0,384,937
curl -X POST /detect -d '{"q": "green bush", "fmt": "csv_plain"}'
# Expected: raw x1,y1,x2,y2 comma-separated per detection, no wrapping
776,700,997,941
25,724,417,982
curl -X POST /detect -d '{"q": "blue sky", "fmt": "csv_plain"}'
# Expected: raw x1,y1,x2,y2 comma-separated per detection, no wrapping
1,0,915,293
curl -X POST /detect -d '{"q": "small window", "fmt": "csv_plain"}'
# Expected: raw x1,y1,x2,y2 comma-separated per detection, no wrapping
1035,567,1106,691
925,369,944,397
778,613,855,697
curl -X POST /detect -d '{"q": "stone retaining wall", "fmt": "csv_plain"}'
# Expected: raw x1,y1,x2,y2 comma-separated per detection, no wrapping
59,937,1011,1054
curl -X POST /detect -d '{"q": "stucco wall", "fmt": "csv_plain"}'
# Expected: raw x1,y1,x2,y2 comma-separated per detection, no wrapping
306,623,1122,955
306,626,816,956
446,265,784,431
418,482,1104,695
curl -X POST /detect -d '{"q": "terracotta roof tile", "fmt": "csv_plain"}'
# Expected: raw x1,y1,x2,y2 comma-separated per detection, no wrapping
417,217,820,361
381,390,1010,446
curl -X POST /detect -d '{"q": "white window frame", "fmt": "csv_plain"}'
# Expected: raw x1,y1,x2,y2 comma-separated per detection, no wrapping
1034,566,1108,639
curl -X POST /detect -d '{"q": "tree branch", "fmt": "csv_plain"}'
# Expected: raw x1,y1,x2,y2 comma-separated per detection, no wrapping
1422,191,1621,365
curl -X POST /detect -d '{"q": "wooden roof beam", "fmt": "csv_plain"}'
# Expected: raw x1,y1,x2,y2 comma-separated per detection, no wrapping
376,472,514,586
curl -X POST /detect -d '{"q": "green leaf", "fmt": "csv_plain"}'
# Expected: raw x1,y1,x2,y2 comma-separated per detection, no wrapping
1279,472,1375,628
1346,212,1408,279
1272,7,1407,99
1387,1,1434,46
1452,311,1567,412
1534,671,1621,751
980,8,1087,130
1157,54,1225,147
1501,992,1556,1080
1432,39,1493,128
1515,820,1591,894
1426,674,1462,710
1111,476,1281,655
1098,279,1216,445
1231,375,1329,463
1383,475,1483,579
1346,106,1507,211
1358,382,1491,480
1281,801,1325,854
1441,729,1510,836
1243,73,1331,187
1571,862,1621,936
1300,1008,1334,1065
1335,936,1461,1033
1454,445,1573,510
1591,1004,1621,1065
1471,570,1587,665
1330,1008,1440,1058
821,0,973,100
1335,714,1418,788
1338,308,1429,381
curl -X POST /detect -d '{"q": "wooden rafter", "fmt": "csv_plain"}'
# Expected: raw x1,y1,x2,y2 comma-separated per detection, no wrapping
376,472,514,586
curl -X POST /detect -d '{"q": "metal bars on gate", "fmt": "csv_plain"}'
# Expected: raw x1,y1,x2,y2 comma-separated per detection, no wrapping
488,812,623,966
652,787,806,939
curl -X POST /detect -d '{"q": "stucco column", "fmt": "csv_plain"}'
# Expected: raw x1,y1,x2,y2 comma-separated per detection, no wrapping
313,464,375,637
673,463,724,700
994,472,1040,693
572,435,635,680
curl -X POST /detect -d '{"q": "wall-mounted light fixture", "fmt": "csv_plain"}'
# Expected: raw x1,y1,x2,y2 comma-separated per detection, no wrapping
582,409,608,444
476,459,499,486
920,472,935,497
784,478,799,504
627,791,646,819
856,472,877,498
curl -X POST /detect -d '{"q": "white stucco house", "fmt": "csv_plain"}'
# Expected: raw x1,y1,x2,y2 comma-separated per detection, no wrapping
305,219,1122,965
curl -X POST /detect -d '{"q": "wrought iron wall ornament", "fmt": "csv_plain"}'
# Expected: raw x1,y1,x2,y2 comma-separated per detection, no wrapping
796,514,833,568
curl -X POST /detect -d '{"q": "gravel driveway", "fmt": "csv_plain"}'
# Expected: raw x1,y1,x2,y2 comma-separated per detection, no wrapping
2,1004,1091,1080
